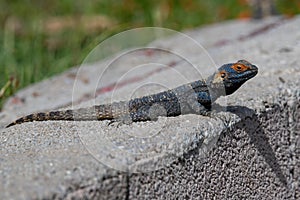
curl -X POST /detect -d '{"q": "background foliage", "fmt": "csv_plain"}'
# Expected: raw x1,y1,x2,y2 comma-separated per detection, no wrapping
0,0,299,109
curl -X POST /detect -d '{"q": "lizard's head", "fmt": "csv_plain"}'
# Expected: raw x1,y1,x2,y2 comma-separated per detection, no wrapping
209,60,258,96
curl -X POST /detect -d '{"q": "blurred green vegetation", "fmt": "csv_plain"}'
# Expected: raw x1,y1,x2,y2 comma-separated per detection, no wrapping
0,0,299,109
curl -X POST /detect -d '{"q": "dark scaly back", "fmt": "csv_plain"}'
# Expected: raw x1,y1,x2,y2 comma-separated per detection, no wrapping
128,79,208,109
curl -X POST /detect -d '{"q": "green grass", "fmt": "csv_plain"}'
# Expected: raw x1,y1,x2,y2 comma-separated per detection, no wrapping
0,0,299,109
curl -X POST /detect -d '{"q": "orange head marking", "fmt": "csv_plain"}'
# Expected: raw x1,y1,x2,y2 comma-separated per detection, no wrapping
231,63,251,73
231,60,254,73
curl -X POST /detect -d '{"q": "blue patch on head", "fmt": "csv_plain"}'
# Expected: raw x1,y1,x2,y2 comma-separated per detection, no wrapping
218,63,236,73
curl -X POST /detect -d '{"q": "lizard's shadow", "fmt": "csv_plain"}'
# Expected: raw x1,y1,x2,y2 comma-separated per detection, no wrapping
225,105,287,186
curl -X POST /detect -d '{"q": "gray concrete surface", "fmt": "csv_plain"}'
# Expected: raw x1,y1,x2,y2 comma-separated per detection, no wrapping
0,16,299,199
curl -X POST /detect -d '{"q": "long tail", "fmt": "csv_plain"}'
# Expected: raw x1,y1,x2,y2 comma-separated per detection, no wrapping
5,106,115,128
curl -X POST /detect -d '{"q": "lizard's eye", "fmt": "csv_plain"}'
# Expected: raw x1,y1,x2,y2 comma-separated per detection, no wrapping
232,64,247,72
235,65,243,72
220,72,226,78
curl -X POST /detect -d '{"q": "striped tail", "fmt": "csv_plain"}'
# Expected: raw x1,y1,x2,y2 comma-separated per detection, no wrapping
6,110,75,128
5,106,114,128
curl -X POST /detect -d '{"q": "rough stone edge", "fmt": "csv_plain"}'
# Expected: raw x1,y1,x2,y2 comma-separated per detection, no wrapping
126,80,299,199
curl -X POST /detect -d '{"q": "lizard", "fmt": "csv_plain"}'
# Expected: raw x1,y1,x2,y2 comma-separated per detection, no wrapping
6,60,258,128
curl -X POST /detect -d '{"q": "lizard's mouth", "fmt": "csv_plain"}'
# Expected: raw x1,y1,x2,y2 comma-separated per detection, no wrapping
243,66,258,79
